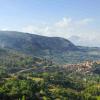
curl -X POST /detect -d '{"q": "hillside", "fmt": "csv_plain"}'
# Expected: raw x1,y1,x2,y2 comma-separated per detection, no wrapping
0,47,100,100
0,31,78,53
0,31,100,64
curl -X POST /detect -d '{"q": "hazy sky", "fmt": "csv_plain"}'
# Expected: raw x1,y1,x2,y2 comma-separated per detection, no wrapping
0,0,100,46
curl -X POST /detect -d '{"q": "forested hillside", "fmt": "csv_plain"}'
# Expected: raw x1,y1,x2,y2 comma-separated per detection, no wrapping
0,48,100,100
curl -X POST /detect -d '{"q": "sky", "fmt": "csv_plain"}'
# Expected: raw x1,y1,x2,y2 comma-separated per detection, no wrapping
0,0,100,47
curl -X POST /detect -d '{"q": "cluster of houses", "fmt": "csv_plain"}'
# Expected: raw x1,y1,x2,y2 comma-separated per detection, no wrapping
62,61,98,73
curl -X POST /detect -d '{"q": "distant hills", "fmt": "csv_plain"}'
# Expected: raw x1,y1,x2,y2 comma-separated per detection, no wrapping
0,31,100,64
0,31,78,53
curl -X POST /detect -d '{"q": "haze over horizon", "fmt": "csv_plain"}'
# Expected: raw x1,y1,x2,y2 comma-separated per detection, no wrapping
0,0,100,47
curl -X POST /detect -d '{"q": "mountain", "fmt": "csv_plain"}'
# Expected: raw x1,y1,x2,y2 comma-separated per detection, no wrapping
0,31,78,54
1,31,100,64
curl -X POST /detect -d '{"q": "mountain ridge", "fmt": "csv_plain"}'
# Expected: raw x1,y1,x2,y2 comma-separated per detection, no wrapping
0,31,78,53
1,31,100,64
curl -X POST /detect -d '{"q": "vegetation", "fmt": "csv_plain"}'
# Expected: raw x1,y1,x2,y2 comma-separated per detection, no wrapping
0,51,100,100
0,31,100,99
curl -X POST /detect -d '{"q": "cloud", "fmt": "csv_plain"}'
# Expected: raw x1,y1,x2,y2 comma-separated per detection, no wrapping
21,17,73,37
69,32,100,47
21,17,98,47
22,25,51,36
55,17,72,28
76,18,93,26
21,17,93,35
